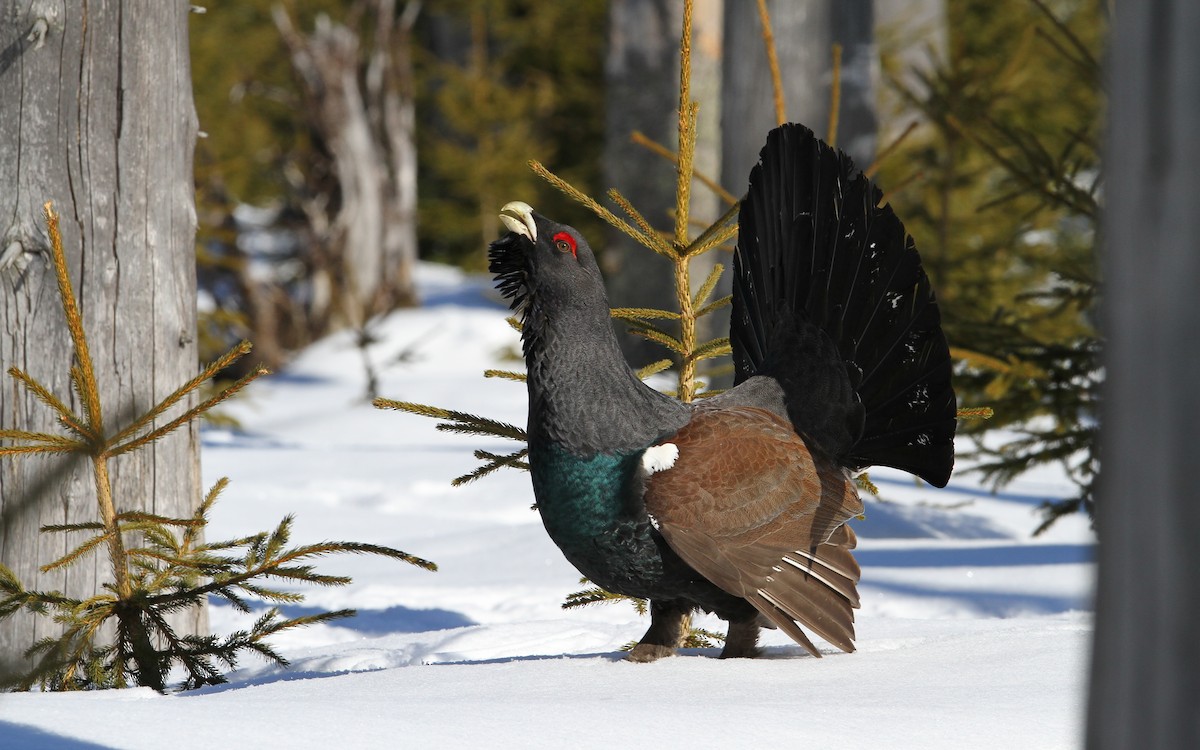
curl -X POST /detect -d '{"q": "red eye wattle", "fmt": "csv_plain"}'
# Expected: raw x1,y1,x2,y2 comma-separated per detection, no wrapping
552,231,578,258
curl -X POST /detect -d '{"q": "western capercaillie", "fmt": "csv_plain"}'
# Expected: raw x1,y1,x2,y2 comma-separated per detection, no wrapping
491,123,956,661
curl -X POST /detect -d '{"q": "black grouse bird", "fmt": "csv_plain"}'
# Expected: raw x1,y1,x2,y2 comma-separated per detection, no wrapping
490,123,955,661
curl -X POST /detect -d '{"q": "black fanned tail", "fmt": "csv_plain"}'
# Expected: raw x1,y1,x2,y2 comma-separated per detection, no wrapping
730,123,956,487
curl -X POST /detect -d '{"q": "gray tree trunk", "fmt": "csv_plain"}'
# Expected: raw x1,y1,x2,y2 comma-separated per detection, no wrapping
1088,1,1200,747
273,1,420,333
710,0,876,389
721,0,876,192
603,0,723,367
0,0,202,674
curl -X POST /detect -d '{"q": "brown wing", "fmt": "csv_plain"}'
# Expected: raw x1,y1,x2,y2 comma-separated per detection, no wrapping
643,406,863,656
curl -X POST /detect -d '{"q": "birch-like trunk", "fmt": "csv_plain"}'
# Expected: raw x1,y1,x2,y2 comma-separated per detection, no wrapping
0,0,202,674
273,1,420,332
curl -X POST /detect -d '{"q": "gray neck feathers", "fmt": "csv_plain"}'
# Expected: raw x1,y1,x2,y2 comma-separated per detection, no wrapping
523,294,688,455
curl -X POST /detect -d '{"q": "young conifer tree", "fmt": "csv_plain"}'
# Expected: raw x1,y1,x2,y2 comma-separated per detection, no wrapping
0,205,436,692
877,0,1102,532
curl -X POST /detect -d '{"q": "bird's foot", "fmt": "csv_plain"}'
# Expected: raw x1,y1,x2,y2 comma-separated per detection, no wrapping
625,642,677,663
625,600,691,663
719,618,762,659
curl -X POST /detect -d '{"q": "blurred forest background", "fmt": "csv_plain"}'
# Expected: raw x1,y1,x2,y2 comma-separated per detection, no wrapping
189,0,1104,532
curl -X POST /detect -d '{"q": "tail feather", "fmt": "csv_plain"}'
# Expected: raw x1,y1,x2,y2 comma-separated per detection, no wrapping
731,123,956,487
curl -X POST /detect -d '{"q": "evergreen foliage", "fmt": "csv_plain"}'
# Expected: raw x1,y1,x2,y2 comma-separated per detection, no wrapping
0,205,436,692
415,0,609,268
877,0,1103,532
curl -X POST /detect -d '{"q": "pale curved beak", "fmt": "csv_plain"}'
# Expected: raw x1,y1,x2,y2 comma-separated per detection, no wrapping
499,201,537,242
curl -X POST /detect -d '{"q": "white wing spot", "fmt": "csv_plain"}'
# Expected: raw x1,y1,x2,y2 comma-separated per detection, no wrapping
641,443,679,474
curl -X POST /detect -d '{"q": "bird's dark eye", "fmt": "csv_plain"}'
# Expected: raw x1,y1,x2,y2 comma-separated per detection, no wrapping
552,231,578,258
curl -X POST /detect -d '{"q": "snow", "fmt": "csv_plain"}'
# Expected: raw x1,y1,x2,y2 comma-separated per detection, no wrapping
0,262,1096,749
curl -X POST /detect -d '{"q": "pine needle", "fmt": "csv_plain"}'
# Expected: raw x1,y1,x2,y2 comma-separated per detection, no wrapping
635,359,674,380
39,534,112,573
683,200,740,257
44,204,104,435
688,337,731,363
105,341,256,448
529,160,660,255
375,399,528,442
694,295,732,318
453,448,530,486
5,367,93,440
483,369,527,382
610,307,680,321
608,188,676,257
957,406,995,420
691,263,724,308
105,364,269,457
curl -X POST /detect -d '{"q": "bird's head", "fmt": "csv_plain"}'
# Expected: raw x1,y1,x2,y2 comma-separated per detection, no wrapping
489,201,607,325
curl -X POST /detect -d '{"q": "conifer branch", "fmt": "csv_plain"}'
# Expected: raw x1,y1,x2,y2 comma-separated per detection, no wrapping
688,337,732,363
611,307,681,322
483,369,527,383
855,473,880,496
635,359,674,380
827,43,843,147
0,440,85,456
529,160,655,253
682,628,726,649
43,204,104,436
564,579,647,615
375,399,528,441
683,200,739,258
40,521,106,533
0,429,81,447
105,363,269,458
1028,0,1101,77
1,204,439,691
629,130,738,205
691,263,725,308
957,406,995,420
694,295,732,319
39,534,112,574
452,448,530,486
755,0,786,126
105,341,256,448
608,188,675,257
865,120,919,178
6,366,93,440
624,323,688,356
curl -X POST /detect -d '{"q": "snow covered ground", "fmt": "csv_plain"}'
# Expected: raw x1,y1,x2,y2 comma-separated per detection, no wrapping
2,263,1095,749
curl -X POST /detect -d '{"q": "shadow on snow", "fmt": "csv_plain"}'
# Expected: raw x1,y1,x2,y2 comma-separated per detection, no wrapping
0,722,118,750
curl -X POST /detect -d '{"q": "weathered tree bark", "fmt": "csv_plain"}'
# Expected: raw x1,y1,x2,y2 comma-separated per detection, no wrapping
1088,1,1200,747
603,0,723,366
0,1,202,673
708,0,875,387
721,0,876,191
273,0,420,334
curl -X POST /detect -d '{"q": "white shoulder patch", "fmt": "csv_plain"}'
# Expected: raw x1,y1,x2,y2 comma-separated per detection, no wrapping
641,443,679,475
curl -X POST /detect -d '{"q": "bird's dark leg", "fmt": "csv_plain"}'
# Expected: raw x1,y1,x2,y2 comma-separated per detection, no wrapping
626,600,691,663
719,618,762,659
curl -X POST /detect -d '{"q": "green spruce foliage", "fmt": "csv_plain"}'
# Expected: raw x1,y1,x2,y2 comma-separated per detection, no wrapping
415,0,609,268
0,205,436,692
877,0,1103,532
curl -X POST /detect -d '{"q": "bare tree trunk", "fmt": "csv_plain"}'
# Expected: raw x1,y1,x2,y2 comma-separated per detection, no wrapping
1088,1,1200,747
273,1,420,334
0,0,202,673
721,0,876,189
603,0,724,366
709,0,876,388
